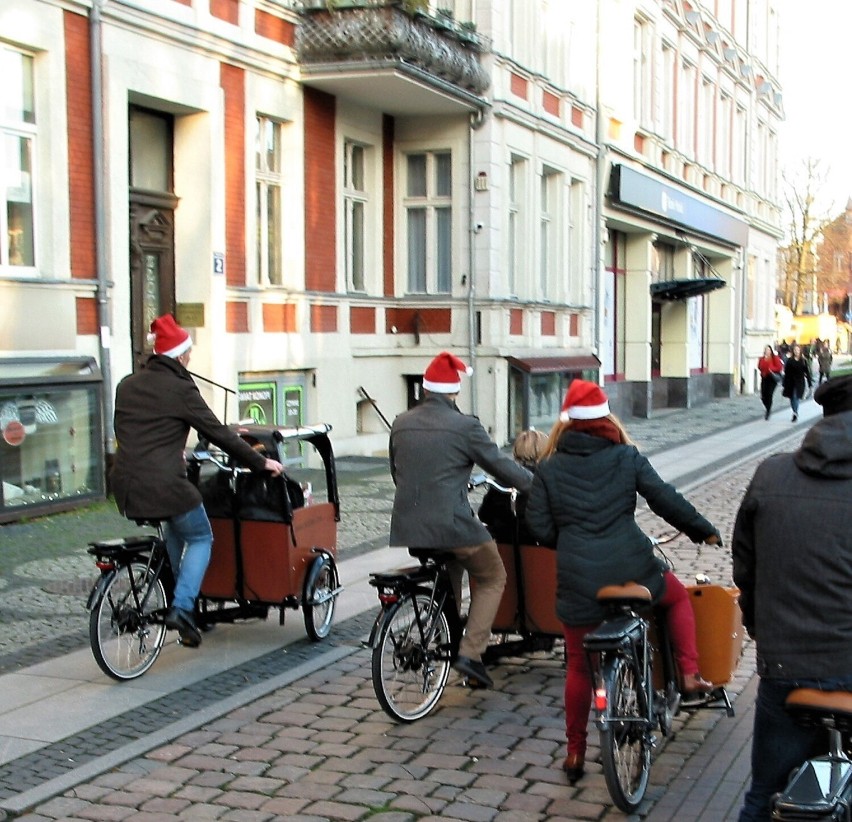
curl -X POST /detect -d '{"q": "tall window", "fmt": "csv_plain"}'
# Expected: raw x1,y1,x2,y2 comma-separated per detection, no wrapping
698,76,715,166
633,18,652,128
678,60,696,158
255,116,283,286
508,154,525,296
661,42,675,141
539,166,560,299
344,140,367,292
1,47,35,270
405,151,451,294
717,93,731,179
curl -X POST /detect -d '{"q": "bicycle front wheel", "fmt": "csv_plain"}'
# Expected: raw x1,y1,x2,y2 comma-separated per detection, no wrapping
599,653,652,813
89,562,167,680
303,554,338,642
371,592,452,722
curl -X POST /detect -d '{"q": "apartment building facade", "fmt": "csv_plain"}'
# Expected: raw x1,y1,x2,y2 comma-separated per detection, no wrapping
0,0,782,521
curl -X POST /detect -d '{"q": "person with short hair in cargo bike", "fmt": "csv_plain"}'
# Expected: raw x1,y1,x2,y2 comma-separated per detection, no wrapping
110,314,283,649
525,379,721,784
388,352,533,690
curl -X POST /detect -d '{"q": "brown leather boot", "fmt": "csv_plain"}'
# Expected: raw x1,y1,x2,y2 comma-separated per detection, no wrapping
681,672,714,694
562,752,585,784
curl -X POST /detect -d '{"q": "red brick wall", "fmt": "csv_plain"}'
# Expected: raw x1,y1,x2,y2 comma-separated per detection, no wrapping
310,304,337,332
543,90,560,117
76,297,98,335
385,307,451,335
221,63,246,287
226,301,249,332
382,115,395,297
64,11,96,280
510,72,528,99
263,303,297,332
303,88,335,292
255,9,295,46
541,311,556,336
350,306,376,334
509,308,523,336
571,106,584,128
210,0,238,24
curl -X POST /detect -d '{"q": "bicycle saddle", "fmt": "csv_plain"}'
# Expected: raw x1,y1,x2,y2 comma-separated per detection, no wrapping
786,688,852,733
596,582,653,603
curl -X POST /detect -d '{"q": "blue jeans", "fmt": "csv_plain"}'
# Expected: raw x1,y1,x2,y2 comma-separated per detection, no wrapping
166,503,213,613
738,675,852,821
789,388,802,415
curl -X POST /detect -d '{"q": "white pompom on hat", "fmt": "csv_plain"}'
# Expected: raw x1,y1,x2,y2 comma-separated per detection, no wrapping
148,314,192,358
560,379,610,421
422,352,473,394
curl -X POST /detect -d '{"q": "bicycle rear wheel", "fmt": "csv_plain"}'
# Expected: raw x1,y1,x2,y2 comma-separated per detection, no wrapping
303,554,338,641
599,654,652,813
89,562,167,680
371,592,452,722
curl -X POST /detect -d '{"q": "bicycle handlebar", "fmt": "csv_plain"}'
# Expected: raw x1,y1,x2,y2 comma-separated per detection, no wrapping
468,473,516,496
190,447,251,474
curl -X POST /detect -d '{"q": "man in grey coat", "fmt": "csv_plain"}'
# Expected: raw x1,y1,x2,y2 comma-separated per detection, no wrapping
733,373,852,821
389,352,533,688
112,314,283,648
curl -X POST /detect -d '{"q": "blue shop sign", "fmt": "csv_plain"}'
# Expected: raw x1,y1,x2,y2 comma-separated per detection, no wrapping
609,164,748,247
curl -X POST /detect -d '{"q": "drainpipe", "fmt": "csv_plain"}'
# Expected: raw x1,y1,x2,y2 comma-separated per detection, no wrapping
593,0,606,385
467,107,486,416
90,0,115,461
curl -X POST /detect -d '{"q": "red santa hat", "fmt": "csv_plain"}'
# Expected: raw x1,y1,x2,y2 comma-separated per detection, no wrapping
423,352,473,394
560,379,610,421
148,314,192,358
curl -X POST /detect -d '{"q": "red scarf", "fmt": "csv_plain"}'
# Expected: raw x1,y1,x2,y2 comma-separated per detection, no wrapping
570,417,622,444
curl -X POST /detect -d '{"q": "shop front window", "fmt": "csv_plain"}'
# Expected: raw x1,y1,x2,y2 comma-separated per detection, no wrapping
0,358,104,522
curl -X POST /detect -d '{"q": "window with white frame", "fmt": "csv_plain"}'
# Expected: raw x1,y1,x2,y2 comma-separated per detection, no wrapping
678,60,696,158
255,115,283,286
539,166,560,300
717,93,731,179
633,18,652,128
733,104,747,186
508,154,526,297
344,140,368,292
661,42,675,141
1,47,36,271
698,75,715,167
405,151,451,294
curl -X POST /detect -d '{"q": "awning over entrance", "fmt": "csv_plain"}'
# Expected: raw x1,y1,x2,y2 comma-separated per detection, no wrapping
650,278,726,302
507,354,601,373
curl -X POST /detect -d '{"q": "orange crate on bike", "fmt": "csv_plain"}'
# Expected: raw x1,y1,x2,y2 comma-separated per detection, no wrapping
490,543,560,637
687,585,743,686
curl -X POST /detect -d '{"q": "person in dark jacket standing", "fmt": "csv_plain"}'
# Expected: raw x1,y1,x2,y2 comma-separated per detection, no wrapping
732,374,852,822
389,352,533,689
111,314,283,648
525,380,721,784
781,343,812,422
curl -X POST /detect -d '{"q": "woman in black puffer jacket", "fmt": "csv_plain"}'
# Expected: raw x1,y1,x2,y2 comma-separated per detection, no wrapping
525,380,721,785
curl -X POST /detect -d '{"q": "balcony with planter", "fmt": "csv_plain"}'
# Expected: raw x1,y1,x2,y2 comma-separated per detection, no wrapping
293,0,491,116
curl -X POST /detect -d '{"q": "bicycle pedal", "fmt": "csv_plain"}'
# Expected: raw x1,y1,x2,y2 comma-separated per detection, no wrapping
648,734,659,749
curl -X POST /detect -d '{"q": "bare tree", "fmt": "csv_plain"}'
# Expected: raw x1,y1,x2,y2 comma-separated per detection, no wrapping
780,158,833,314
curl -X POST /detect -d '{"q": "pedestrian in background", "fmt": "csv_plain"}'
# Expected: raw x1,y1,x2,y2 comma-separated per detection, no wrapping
756,345,783,420
388,352,533,689
817,341,833,384
732,374,852,822
781,343,812,422
525,380,721,785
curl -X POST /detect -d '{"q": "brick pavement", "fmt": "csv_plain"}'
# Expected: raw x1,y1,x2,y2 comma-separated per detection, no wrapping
3,426,808,822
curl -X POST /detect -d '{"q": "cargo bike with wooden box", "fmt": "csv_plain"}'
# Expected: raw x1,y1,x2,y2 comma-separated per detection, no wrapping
86,423,342,681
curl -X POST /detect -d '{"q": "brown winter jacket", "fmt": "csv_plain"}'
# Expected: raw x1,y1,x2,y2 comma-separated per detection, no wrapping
111,355,266,520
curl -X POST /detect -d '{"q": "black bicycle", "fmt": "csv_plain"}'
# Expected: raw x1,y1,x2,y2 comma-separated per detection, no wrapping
770,688,852,820
583,538,736,813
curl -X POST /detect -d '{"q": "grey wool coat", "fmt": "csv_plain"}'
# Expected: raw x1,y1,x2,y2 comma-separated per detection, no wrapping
525,430,717,626
389,393,533,549
732,411,852,680
111,354,267,520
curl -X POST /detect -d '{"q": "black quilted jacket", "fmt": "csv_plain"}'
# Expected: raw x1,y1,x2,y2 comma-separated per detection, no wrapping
525,431,717,626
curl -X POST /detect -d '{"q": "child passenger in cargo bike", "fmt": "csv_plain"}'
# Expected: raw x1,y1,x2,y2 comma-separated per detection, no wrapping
524,379,722,784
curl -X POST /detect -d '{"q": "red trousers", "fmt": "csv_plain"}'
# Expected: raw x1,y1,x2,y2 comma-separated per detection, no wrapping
561,571,699,757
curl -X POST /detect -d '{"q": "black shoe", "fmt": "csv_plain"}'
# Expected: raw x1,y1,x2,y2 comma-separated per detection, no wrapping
453,655,493,689
164,606,202,648
792,413,798,423
764,409,770,420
